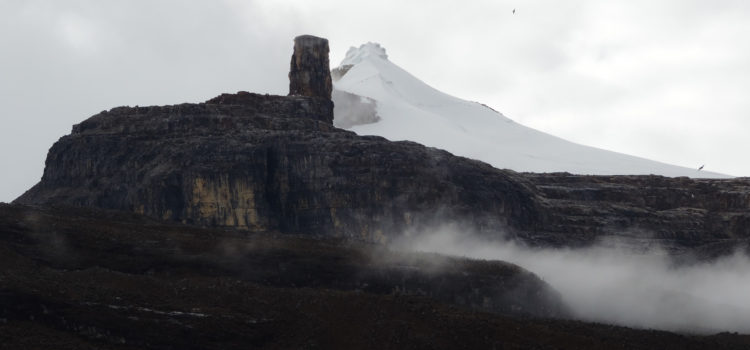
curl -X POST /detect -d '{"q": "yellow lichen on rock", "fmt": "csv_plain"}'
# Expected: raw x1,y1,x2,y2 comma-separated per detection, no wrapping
189,176,262,230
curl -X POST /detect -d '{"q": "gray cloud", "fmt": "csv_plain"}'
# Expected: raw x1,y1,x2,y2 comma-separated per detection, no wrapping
1,1,748,201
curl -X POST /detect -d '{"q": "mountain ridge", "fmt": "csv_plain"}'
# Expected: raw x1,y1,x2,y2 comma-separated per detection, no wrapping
332,42,728,178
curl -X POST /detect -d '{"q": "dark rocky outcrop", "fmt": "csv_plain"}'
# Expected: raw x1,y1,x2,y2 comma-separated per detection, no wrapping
289,35,332,100
524,173,750,254
14,95,537,242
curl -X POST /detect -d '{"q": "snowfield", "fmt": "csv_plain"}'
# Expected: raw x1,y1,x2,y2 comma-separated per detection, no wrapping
332,43,728,178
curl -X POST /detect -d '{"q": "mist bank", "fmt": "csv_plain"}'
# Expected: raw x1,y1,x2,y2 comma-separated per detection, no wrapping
393,225,750,334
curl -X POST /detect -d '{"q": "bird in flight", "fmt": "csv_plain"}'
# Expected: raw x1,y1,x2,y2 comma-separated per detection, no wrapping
513,8,516,14
698,164,705,170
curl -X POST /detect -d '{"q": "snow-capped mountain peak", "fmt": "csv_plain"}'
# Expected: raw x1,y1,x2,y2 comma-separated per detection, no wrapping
340,42,389,66
332,43,728,178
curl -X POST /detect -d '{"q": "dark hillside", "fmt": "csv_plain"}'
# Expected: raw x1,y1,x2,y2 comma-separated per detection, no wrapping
3,203,750,349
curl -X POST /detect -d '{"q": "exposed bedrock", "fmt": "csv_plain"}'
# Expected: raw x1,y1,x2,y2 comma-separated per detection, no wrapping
14,94,538,242
525,173,750,254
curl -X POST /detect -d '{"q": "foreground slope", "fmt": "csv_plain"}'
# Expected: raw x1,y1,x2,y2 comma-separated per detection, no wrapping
332,43,727,178
3,203,750,349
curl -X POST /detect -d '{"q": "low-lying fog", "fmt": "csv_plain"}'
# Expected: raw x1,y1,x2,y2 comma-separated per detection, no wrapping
394,225,750,334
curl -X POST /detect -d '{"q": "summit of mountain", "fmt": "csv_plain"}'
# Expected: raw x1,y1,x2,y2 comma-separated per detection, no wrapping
332,42,729,178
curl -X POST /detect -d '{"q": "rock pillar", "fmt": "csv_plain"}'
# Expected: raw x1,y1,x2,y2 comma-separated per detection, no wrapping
289,35,332,100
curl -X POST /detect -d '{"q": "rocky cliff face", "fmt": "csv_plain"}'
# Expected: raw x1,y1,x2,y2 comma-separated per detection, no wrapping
14,36,750,255
15,91,538,242
526,173,750,254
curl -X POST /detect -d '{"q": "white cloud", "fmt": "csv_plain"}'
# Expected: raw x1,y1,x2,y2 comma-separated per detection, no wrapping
396,226,750,333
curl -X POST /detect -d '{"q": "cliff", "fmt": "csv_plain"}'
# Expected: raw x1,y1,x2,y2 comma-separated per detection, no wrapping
14,91,538,242
526,173,750,254
14,35,750,256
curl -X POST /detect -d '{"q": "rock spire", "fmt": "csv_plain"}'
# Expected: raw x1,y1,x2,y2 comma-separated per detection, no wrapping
288,35,332,100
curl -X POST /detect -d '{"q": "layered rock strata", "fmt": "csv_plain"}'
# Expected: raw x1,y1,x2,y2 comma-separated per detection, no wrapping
15,92,537,242
525,173,750,254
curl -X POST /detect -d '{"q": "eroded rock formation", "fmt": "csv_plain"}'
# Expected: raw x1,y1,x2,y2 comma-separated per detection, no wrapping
289,35,332,100
14,95,536,241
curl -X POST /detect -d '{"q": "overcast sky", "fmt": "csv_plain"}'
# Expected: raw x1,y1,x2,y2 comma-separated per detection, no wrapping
1,0,748,202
